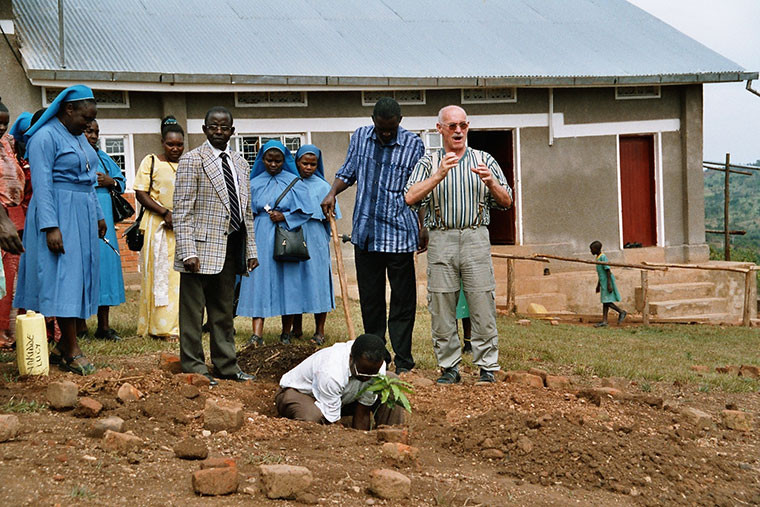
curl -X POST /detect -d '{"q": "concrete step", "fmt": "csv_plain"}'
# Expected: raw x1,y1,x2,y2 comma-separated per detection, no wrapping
634,282,716,310
657,313,735,324
514,292,568,313
649,297,727,318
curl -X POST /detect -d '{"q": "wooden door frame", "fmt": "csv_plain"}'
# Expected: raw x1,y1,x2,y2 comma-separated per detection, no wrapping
616,133,664,249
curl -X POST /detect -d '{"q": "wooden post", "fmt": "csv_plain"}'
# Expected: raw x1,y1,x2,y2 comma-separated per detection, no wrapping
724,153,731,261
506,258,516,314
742,269,753,327
329,214,356,341
640,270,649,326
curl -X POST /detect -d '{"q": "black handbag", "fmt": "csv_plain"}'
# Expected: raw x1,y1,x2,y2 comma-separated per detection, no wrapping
97,153,135,223
122,155,154,252
272,176,309,262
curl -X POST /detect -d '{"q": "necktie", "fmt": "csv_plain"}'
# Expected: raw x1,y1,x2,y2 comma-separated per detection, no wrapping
219,152,242,231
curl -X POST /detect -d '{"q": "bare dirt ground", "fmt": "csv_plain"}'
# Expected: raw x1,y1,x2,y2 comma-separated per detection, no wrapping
1,343,759,506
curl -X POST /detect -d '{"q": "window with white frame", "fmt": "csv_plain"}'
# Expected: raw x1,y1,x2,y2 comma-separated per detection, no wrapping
235,91,308,107
615,86,661,100
362,90,426,106
42,88,129,109
230,134,304,166
461,87,517,104
421,131,442,154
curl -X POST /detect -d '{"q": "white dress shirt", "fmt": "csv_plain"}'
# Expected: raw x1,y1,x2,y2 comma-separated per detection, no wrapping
206,140,243,219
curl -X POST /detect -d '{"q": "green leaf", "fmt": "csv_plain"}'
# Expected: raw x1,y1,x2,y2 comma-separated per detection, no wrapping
399,394,412,413
380,388,390,404
390,383,401,402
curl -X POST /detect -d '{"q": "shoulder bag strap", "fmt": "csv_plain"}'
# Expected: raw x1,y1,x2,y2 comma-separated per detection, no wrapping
273,176,301,210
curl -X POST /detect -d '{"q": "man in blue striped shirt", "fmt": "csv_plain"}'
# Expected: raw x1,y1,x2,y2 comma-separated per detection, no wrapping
405,105,512,385
321,98,425,374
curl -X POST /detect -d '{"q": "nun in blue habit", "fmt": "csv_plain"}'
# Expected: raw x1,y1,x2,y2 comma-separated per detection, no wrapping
14,84,105,376
290,144,341,345
236,140,319,346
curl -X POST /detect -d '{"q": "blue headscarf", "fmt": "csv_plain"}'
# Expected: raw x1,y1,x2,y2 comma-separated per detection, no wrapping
24,84,95,139
295,144,326,182
8,112,32,142
250,140,299,180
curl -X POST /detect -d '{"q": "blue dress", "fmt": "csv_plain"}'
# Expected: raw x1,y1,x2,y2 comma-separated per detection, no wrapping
93,149,126,307
14,119,104,319
236,170,317,318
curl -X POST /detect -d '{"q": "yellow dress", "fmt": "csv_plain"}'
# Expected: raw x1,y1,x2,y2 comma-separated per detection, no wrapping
133,155,179,338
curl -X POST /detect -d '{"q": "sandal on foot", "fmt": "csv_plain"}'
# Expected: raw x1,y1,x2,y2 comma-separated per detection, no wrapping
310,334,325,346
594,322,608,328
76,329,89,339
617,311,628,325
94,328,122,341
247,334,264,347
60,354,96,376
48,341,63,365
279,333,292,345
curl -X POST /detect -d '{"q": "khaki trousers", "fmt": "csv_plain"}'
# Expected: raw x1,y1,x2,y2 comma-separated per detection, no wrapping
427,227,499,371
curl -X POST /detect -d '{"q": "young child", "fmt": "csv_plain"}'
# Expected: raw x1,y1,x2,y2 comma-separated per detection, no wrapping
590,241,627,327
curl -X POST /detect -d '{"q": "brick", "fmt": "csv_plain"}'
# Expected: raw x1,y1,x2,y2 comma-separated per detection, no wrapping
204,398,244,432
721,410,753,432
200,457,237,469
159,353,183,374
88,416,125,437
680,407,714,429
527,368,547,382
179,384,200,399
593,387,627,400
117,383,143,403
380,442,418,465
258,464,313,499
102,430,142,454
376,427,409,444
0,414,20,442
177,373,212,387
504,371,544,389
481,448,505,459
739,365,760,379
174,438,209,460
715,365,740,375
369,469,410,500
73,397,103,418
517,319,531,326
192,466,238,496
545,375,571,390
47,380,78,409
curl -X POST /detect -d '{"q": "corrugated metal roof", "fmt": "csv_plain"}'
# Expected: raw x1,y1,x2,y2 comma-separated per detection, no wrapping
11,0,756,87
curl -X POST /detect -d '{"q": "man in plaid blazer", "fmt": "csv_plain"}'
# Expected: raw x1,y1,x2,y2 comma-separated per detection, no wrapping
173,106,258,384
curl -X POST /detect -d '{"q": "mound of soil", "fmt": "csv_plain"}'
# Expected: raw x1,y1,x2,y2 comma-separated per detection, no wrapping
237,343,317,381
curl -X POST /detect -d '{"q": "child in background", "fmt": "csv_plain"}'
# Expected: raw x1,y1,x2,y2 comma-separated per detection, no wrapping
590,241,627,327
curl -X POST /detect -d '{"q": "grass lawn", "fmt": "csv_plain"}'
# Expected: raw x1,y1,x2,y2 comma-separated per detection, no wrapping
76,290,760,393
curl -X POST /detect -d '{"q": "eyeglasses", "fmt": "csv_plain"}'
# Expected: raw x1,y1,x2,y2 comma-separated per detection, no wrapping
441,121,469,131
204,124,232,133
350,361,380,382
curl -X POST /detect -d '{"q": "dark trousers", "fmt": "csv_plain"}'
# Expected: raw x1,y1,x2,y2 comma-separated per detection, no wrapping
179,235,241,377
354,247,416,371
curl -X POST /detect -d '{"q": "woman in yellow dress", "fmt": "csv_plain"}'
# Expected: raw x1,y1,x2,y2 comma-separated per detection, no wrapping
134,116,184,340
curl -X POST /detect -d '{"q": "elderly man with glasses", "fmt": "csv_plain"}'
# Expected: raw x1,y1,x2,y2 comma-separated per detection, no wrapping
404,105,513,385
275,334,405,429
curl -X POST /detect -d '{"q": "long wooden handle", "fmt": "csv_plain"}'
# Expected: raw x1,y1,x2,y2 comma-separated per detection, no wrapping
329,214,356,341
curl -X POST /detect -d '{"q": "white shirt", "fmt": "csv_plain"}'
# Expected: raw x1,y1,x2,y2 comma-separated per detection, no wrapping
205,140,243,219
279,340,386,423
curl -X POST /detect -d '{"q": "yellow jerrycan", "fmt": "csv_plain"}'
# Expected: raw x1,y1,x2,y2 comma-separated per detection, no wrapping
15,310,49,376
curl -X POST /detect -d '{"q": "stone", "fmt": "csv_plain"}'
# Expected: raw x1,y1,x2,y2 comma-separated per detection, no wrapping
721,410,753,432
407,375,434,388
258,464,313,499
295,492,319,504
716,365,741,375
174,438,209,460
0,414,20,442
527,368,548,382
73,397,103,418
577,389,602,406
179,384,200,399
680,407,714,429
550,320,559,326
517,435,533,453
481,448,505,459
593,387,627,400
117,383,143,403
633,395,664,409
545,375,571,390
204,398,244,432
102,430,142,454
601,377,627,390
192,466,238,496
178,373,212,387
504,371,544,389
517,319,531,326
88,416,125,437
380,442,419,465
493,370,508,382
663,399,680,412
376,427,409,444
159,353,183,374
690,365,710,374
739,365,760,379
47,380,78,409
200,457,237,469
369,469,410,500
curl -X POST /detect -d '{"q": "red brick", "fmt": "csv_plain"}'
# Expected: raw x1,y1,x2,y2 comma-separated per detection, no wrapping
200,457,237,470
192,466,238,496
159,353,183,374
74,397,103,418
376,427,409,444
102,430,141,454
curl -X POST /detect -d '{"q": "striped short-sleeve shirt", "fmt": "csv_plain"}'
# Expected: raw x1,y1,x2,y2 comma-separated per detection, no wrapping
405,147,512,230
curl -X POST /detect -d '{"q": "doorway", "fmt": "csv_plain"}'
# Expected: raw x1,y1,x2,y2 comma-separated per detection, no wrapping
619,135,657,247
468,130,515,245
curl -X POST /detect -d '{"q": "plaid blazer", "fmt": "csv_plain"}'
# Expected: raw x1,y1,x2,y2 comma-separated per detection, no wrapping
173,142,256,274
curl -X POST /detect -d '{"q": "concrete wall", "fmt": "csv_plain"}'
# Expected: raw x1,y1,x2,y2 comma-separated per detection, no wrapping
0,4,41,122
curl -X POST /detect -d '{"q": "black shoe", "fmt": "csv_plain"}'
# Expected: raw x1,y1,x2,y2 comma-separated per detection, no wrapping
476,369,495,384
202,373,219,386
462,338,472,353
220,371,255,382
76,329,89,339
396,367,411,375
94,328,121,341
436,367,461,384
247,334,264,347
280,333,291,345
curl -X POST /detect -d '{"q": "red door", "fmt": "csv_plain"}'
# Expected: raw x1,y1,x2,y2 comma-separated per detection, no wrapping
619,135,656,247
468,130,515,245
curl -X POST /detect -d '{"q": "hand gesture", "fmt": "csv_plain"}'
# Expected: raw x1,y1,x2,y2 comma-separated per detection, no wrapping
471,163,494,188
437,152,459,179
321,192,336,217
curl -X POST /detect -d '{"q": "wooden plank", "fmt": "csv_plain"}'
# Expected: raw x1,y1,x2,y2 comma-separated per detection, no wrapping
506,258,516,315
641,261,754,274
491,253,550,262
724,153,731,261
329,214,355,341
641,270,649,326
537,253,666,271
743,269,753,327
